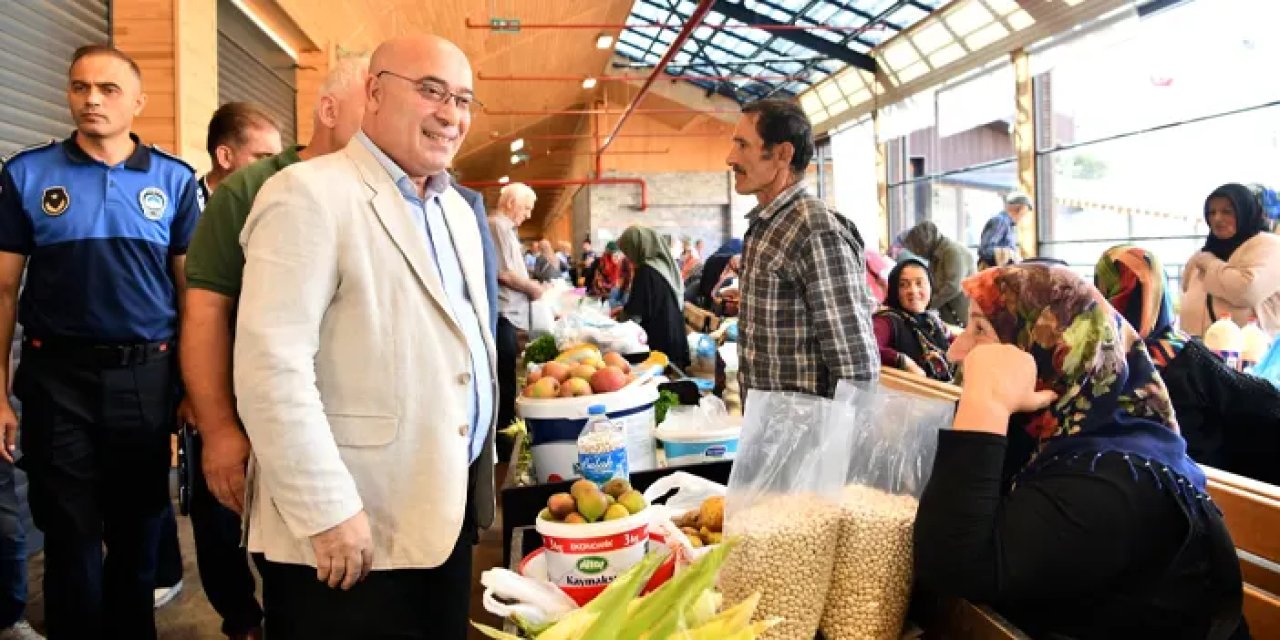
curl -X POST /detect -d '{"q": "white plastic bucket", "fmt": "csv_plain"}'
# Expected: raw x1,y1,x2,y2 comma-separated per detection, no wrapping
534,510,650,593
655,417,741,467
517,383,659,483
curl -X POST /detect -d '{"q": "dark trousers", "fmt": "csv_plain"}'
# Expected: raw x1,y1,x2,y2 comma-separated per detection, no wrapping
188,433,263,636
0,457,26,628
254,499,476,639
156,502,182,587
496,316,519,462
15,344,175,640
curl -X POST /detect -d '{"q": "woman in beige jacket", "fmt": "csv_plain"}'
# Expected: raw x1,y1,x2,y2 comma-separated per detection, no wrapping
1181,183,1280,336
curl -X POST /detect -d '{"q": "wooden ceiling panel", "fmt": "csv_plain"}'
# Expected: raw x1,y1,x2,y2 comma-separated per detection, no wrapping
271,1,752,234
275,0,636,159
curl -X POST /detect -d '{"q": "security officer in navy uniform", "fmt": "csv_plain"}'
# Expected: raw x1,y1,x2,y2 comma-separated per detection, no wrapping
0,45,200,640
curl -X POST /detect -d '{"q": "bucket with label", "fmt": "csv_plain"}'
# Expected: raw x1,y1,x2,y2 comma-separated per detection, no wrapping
533,510,651,602
517,384,659,483
656,416,742,467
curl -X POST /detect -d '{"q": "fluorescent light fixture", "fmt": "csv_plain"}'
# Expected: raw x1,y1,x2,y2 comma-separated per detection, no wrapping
511,154,521,165
596,34,614,49
582,77,598,89
510,138,524,152
499,176,510,184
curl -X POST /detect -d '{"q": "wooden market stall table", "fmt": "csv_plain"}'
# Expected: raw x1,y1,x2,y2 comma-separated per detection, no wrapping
494,367,1280,638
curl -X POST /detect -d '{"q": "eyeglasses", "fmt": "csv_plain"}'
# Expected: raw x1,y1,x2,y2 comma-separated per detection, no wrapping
376,71,483,112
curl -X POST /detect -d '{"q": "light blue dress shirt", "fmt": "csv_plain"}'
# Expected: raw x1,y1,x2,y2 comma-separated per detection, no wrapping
357,132,493,463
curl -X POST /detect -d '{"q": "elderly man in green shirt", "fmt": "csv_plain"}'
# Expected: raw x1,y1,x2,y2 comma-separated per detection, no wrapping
181,58,369,523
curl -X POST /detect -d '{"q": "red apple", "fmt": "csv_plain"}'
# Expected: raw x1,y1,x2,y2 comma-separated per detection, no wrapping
590,366,628,394
528,377,561,399
559,377,593,397
603,352,631,374
541,361,572,383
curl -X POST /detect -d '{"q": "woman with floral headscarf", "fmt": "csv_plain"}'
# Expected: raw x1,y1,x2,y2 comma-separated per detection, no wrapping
1181,183,1280,336
1097,245,1280,484
915,263,1247,640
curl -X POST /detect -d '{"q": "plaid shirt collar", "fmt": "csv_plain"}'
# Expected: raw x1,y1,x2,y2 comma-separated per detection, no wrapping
746,181,807,227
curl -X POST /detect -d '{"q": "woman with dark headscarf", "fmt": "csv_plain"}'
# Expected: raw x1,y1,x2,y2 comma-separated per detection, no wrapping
694,239,742,308
617,226,691,368
915,263,1247,640
1097,245,1280,484
1181,183,1280,336
873,258,954,381
898,220,975,326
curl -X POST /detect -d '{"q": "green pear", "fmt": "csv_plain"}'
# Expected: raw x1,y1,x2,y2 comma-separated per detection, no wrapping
577,489,609,523
618,489,647,515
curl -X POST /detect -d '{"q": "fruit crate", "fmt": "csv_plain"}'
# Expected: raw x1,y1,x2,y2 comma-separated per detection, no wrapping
499,458,732,567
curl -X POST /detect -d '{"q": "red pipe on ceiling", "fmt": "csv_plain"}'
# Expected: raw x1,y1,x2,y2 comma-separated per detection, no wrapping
461,178,648,211
489,133,725,141
464,17,885,31
483,107,739,116
477,73,804,82
597,0,718,159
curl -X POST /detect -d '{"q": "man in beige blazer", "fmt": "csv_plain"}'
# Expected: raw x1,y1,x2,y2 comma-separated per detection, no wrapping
233,35,496,639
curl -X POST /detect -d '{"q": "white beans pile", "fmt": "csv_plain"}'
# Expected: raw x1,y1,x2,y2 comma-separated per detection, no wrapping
720,493,843,640
819,485,919,640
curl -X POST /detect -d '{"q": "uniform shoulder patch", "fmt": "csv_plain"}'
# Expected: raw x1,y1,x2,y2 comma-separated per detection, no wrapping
148,144,197,174
1,139,57,167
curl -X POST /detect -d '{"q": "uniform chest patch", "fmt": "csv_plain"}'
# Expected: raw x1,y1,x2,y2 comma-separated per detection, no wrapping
139,187,167,221
42,186,70,216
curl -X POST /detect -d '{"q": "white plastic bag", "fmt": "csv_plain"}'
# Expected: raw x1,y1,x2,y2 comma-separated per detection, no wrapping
642,471,727,516
529,298,556,338
480,567,578,627
643,472,727,569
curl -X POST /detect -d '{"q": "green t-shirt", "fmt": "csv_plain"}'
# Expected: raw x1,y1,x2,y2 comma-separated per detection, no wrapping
185,146,304,296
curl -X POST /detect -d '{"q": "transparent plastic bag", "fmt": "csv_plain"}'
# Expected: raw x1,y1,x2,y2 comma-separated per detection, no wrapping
820,381,954,640
720,391,857,640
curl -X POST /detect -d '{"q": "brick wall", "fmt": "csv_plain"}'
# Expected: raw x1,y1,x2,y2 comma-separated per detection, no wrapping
574,171,742,253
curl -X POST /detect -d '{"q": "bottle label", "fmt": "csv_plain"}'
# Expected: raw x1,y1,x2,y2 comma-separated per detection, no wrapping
578,447,628,485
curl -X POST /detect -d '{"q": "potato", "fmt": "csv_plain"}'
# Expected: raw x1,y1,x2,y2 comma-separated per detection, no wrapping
699,496,725,532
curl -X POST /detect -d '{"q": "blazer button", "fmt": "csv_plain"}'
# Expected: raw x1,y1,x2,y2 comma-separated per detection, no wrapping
458,424,469,437
457,372,472,385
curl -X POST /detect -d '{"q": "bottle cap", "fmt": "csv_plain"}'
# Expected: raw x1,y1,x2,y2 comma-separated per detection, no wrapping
588,404,607,415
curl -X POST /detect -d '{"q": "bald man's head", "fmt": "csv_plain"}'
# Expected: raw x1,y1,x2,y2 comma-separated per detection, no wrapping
363,35,475,180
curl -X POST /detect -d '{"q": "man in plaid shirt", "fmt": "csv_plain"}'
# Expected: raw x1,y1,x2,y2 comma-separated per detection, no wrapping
727,99,880,397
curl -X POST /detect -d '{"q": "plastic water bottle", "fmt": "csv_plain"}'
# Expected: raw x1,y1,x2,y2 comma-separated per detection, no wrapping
1205,315,1244,371
1241,319,1271,371
577,404,628,487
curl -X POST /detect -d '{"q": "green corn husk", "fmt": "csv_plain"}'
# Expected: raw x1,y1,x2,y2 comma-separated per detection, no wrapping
575,552,667,640
616,539,739,640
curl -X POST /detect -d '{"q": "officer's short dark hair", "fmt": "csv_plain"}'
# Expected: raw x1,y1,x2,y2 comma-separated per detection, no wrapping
740,98,815,176
70,44,142,81
205,102,278,160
